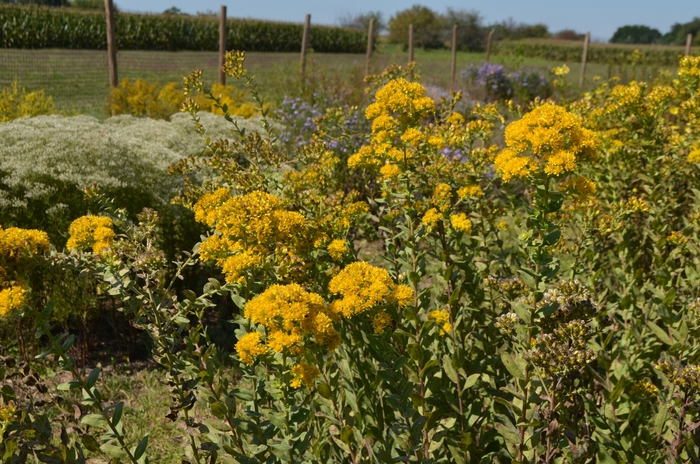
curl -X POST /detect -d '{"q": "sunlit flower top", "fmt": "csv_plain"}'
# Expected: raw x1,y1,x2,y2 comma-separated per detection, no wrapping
66,215,115,254
0,225,49,318
328,261,412,317
348,78,436,169
494,103,599,182
0,285,26,317
0,226,49,260
194,189,310,283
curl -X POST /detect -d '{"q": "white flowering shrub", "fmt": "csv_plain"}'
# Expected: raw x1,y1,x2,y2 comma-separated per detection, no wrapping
0,112,275,245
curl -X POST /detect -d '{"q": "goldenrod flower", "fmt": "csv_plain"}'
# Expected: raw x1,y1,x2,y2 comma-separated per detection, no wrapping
235,331,268,365
429,309,452,335
290,361,320,388
450,213,473,234
194,189,311,283
372,311,393,333
494,103,598,182
327,239,348,261
329,262,395,318
0,285,27,317
457,185,484,199
0,226,49,259
551,65,570,77
421,208,441,232
688,148,700,164
66,215,115,254
392,285,413,307
432,183,453,212
559,175,597,201
380,163,401,179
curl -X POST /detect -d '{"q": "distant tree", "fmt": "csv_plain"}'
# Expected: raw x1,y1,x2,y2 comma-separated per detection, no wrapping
388,5,445,50
337,11,385,33
443,8,488,51
163,6,187,15
660,18,700,45
491,18,550,41
554,29,584,41
610,25,661,44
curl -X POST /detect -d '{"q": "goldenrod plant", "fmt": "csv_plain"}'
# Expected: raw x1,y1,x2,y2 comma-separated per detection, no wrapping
8,53,700,463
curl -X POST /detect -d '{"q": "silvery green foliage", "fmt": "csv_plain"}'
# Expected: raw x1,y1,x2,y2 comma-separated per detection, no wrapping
0,112,276,240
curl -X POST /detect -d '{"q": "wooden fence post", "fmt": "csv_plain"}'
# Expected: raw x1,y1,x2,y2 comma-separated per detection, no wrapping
408,24,414,63
219,5,227,85
686,33,693,56
580,31,590,87
365,18,374,77
450,24,457,88
485,30,494,62
104,0,117,89
301,14,311,76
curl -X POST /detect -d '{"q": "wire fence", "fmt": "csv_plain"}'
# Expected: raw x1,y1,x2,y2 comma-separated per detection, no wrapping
0,49,231,118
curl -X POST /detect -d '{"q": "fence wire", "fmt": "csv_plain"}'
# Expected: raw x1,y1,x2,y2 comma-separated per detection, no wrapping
0,49,224,118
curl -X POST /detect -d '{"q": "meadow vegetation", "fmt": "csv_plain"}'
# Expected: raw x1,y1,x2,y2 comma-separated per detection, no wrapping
3,40,700,464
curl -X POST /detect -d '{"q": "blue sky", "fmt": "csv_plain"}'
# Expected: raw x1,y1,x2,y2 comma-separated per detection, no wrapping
116,1,697,42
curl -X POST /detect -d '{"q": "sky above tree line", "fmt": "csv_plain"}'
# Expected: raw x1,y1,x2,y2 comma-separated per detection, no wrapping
114,0,696,43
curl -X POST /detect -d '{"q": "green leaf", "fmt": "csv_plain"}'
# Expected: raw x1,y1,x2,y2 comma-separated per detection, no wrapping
210,401,227,419
85,367,100,389
463,373,480,390
111,402,124,427
81,414,110,430
646,321,672,345
501,351,525,380
81,434,100,452
443,354,459,384
100,444,128,459
511,300,531,324
517,269,537,289
317,382,332,399
133,434,149,461
229,387,254,401
495,422,521,446
56,381,80,391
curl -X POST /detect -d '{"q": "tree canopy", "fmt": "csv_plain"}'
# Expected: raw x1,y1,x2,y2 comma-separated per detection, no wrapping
610,25,661,44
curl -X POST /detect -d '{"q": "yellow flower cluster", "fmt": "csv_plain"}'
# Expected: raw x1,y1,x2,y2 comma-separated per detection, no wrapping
348,78,435,169
656,360,700,393
0,285,26,317
372,311,393,333
551,65,570,77
432,183,453,212
494,103,599,182
109,78,255,120
329,262,412,318
290,361,321,389
234,331,268,365
0,225,49,318
421,208,442,232
559,175,597,201
194,189,310,283
678,56,700,92
66,216,115,254
327,239,348,261
458,185,484,199
429,309,452,335
0,226,49,259
365,78,436,123
242,283,340,358
688,147,700,164
450,213,473,234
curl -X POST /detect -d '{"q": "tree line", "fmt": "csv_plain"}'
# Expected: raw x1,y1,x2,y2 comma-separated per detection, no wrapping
611,20,700,45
